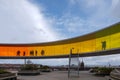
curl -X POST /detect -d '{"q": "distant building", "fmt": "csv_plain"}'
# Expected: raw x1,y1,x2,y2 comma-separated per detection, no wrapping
27,59,32,64
80,60,84,70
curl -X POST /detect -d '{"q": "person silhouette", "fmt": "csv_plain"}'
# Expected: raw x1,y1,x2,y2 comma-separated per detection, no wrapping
35,50,37,56
23,51,26,56
41,50,45,56
17,51,20,56
30,50,34,56
101,41,106,50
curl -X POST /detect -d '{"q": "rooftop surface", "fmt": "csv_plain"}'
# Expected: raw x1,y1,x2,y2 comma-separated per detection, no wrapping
17,71,106,80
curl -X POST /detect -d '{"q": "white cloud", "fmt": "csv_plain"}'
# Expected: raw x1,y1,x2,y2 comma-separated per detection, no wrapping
56,0,120,38
0,0,59,43
84,54,120,66
111,0,120,18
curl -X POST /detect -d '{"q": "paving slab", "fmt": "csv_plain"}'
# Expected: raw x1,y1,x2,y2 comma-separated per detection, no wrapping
18,71,107,80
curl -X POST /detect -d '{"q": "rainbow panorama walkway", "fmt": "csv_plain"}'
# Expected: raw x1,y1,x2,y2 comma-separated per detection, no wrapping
17,71,106,80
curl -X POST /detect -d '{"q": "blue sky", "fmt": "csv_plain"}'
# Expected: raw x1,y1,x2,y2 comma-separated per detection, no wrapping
0,0,120,65
30,0,120,39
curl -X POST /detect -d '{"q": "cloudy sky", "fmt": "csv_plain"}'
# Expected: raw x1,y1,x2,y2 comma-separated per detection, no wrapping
0,0,120,66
